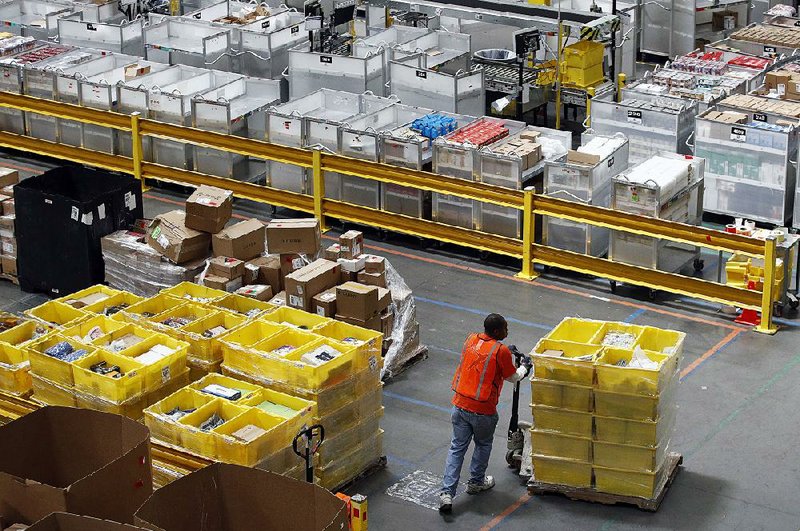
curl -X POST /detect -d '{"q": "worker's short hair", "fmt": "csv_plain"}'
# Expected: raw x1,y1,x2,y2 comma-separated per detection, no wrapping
484,313,507,336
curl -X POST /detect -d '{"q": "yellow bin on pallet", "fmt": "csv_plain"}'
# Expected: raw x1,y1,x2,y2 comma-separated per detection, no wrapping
532,455,592,488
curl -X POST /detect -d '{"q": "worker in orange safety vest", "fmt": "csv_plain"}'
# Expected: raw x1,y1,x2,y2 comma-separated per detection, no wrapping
438,313,530,513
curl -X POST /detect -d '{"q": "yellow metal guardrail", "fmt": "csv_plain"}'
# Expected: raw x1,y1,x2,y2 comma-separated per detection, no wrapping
0,91,780,334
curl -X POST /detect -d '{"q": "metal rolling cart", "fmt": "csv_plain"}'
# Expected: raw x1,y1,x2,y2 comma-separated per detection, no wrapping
0,0,75,40
609,152,706,298
78,59,171,154
432,116,526,230
192,77,283,181
477,125,572,239
542,133,629,257
694,99,798,226
21,48,110,143
117,67,241,164
287,41,386,99
237,12,307,79
144,17,233,70
57,15,145,56
380,110,475,219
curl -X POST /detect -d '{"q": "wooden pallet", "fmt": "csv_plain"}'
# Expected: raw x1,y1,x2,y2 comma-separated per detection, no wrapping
0,273,18,285
527,453,683,512
382,345,428,382
330,455,388,493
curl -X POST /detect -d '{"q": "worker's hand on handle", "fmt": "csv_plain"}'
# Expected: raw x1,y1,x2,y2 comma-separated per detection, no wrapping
509,345,533,378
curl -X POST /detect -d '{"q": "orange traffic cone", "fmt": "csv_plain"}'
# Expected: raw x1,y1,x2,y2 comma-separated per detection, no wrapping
735,280,761,326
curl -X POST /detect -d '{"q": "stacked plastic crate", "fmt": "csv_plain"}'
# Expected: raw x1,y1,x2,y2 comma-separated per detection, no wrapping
24,286,192,420
217,305,384,489
530,317,683,499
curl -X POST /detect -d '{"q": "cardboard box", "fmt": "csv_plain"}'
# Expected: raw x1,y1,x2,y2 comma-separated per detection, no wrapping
2,255,17,277
2,198,14,216
337,256,365,273
0,407,152,525
235,284,273,301
134,463,348,531
0,168,19,188
209,256,245,280
1,236,16,256
268,290,286,306
124,64,150,80
340,269,358,284
377,287,391,311
358,270,387,288
212,219,265,261
364,255,385,274
0,215,13,239
339,230,364,259
146,210,211,264
712,10,738,31
766,71,791,93
324,244,341,261
311,288,337,317
266,219,321,255
185,185,233,234
336,313,381,331
246,256,282,293
336,282,380,321
28,513,147,531
243,262,259,285
567,150,601,166
202,274,243,293
284,259,341,311
381,309,394,336
2,185,14,197
279,253,307,277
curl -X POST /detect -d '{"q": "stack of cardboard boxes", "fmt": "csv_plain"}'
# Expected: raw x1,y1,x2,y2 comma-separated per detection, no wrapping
732,24,800,49
491,130,543,171
0,168,18,281
718,94,800,119
764,70,800,102
703,110,748,124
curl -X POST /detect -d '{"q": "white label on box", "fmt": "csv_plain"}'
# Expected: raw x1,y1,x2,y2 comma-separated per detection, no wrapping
778,84,786,96
81,212,93,225
2,242,12,254
71,206,79,221
97,203,106,220
125,191,136,211
730,126,747,142
161,366,170,383
626,110,642,125
297,285,304,295
245,263,259,273
289,294,302,307
369,356,377,370
291,257,304,269
316,306,326,316
157,234,169,248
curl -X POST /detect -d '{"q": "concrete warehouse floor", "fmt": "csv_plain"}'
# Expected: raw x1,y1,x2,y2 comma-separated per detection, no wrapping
1,156,799,530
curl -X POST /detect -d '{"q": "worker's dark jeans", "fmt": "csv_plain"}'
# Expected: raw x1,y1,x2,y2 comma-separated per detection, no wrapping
441,406,499,496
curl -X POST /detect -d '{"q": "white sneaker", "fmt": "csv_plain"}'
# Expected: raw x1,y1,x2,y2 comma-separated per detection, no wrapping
467,476,496,494
438,492,453,513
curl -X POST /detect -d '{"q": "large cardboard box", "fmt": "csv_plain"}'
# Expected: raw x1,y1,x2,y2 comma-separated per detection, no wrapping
209,256,245,280
185,186,233,234
364,255,385,274
212,219,265,261
358,270,386,288
147,211,210,265
284,259,340,311
311,288,337,317
336,282,380,321
134,463,348,531
266,219,320,254
27,513,147,531
0,407,152,525
246,255,282,293
339,230,363,259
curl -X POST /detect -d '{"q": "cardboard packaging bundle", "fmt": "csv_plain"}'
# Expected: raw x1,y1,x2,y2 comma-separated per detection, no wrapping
134,463,348,531
0,168,18,280
0,407,152,525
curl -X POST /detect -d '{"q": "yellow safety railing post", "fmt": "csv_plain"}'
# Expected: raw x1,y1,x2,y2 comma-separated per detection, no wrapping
516,189,538,280
130,112,146,194
616,73,626,103
586,86,595,127
555,22,563,130
312,148,328,233
756,236,779,335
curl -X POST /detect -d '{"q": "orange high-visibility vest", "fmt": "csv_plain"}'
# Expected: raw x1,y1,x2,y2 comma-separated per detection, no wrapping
451,334,503,403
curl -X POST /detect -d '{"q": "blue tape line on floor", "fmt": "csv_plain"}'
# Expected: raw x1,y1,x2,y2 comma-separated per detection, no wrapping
414,296,552,330
383,390,452,414
624,308,647,323
679,333,742,382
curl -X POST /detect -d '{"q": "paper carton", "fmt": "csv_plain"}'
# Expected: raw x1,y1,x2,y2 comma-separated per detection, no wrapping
324,244,341,261
364,255,385,274
146,211,210,264
1,255,17,276
269,290,286,306
266,219,320,254
209,256,245,280
336,282,380,321
284,259,341,311
212,219,266,261
245,255,282,293
311,288,337,317
336,313,382,331
339,230,364,259
358,270,387,288
235,284,273,301
185,186,233,234
381,309,395,336
0,407,152,525
337,256,365,273
0,168,18,188
279,253,307,277
203,274,243,293
2,198,14,216
134,463,348,531
567,150,601,166
27,513,147,531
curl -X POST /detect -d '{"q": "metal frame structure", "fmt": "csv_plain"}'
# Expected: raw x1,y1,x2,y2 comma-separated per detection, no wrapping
0,90,781,334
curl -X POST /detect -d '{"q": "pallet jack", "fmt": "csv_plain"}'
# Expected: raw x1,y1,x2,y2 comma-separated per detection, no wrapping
506,345,532,471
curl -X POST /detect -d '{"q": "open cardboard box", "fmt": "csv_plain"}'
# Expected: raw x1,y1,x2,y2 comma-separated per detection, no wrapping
27,512,146,531
134,463,347,531
0,407,152,525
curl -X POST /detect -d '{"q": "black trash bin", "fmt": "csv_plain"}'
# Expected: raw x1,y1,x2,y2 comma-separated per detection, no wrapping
15,166,143,296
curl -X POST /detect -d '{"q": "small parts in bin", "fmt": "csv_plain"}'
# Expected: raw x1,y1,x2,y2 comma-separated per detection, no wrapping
165,406,196,421
201,325,228,338
231,424,268,443
103,303,129,316
199,413,225,432
410,114,458,140
341,336,363,346
162,316,193,328
300,345,343,367
201,383,242,401
90,360,123,379
44,341,89,363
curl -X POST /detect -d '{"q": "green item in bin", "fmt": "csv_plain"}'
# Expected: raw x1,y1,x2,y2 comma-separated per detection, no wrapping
256,400,299,418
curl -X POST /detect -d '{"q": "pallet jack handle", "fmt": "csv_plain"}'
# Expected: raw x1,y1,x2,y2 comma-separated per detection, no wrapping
293,424,325,483
508,345,531,437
